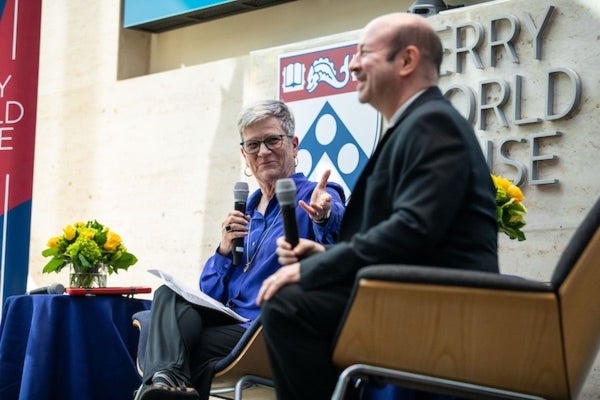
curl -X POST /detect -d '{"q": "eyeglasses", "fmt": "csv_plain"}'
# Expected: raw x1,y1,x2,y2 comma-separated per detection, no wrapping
240,134,291,154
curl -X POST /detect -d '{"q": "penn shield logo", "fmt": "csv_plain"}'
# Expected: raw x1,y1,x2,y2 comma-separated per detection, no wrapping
279,42,381,198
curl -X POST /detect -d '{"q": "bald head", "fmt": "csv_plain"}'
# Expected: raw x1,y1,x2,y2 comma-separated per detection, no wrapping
365,13,443,81
350,12,444,120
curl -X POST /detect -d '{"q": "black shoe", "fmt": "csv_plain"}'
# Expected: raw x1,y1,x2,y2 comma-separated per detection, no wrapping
135,370,200,400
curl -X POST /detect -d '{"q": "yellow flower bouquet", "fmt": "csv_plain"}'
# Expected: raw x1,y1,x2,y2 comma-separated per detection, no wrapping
42,220,138,286
492,174,527,241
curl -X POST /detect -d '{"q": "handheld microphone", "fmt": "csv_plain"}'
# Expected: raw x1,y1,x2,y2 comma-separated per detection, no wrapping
27,282,65,295
232,181,249,265
275,178,299,248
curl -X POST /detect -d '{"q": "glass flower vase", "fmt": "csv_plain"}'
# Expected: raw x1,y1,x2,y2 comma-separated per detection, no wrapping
69,263,108,288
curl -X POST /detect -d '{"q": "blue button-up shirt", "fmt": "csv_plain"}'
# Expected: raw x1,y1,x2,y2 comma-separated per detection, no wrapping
200,173,345,328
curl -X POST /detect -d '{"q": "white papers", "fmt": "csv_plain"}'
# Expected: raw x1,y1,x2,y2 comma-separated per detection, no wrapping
147,268,248,323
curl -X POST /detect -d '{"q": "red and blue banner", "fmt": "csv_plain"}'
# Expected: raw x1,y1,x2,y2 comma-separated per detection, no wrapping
0,0,42,309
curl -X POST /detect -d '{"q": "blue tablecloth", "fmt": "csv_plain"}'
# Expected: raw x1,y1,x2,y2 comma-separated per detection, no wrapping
0,294,151,400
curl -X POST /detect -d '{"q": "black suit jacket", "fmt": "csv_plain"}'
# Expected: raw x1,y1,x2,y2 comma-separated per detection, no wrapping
300,87,499,290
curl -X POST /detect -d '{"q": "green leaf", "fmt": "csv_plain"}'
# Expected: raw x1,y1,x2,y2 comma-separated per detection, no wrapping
110,252,138,272
78,253,93,268
42,247,59,257
42,257,66,273
95,229,107,246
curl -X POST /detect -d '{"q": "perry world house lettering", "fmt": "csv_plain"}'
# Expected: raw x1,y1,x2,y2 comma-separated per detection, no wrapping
434,2,589,188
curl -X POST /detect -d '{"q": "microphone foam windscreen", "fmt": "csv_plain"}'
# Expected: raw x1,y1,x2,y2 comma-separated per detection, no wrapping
49,282,66,294
234,182,249,202
275,178,296,206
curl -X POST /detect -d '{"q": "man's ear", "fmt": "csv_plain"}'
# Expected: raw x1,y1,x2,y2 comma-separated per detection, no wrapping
398,45,420,77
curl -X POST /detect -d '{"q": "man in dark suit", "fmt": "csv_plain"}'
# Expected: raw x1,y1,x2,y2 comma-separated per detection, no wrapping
256,12,499,400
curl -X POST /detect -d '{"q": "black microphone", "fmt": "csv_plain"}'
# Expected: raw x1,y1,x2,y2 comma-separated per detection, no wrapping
232,181,249,265
27,282,65,295
275,178,299,248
